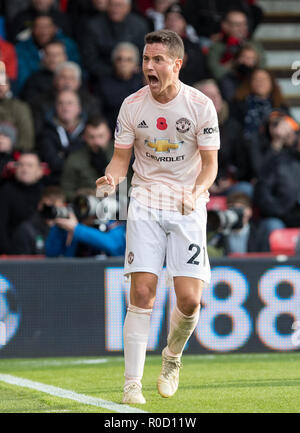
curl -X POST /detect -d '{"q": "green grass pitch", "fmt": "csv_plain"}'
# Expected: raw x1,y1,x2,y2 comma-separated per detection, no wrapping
0,352,299,413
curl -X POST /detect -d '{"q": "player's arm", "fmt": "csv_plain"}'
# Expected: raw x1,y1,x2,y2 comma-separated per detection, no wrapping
193,149,218,197
95,147,133,196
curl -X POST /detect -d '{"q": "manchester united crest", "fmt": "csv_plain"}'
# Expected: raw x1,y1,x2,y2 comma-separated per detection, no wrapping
128,251,134,264
176,117,191,133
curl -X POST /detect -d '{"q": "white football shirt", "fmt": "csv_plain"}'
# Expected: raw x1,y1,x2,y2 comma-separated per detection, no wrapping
115,82,220,210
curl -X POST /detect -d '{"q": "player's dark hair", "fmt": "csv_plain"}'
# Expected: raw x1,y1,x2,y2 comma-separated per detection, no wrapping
144,30,184,60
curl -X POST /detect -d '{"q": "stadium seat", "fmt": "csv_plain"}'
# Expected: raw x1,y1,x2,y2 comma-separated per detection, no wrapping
269,228,300,255
207,195,227,211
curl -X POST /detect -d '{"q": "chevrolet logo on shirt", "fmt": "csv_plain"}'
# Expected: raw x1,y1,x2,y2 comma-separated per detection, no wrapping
145,139,183,152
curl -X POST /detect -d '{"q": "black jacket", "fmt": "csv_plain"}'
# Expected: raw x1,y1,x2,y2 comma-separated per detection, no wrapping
11,213,50,255
0,178,44,253
38,114,86,185
80,12,149,79
96,72,143,131
182,0,263,38
254,148,300,227
7,6,72,42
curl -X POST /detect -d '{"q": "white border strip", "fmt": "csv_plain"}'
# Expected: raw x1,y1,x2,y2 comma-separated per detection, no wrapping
0,374,147,413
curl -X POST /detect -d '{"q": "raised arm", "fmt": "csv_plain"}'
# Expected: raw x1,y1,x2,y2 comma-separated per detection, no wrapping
95,146,133,196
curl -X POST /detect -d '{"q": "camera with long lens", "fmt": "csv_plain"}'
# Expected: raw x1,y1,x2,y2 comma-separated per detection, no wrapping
73,194,118,223
72,194,99,220
40,194,119,226
207,207,244,234
39,204,70,220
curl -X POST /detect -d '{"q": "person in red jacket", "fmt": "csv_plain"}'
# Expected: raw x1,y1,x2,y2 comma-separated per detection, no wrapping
0,37,18,81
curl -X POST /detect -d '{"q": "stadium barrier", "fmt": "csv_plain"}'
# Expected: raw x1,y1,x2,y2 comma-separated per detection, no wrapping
0,257,300,358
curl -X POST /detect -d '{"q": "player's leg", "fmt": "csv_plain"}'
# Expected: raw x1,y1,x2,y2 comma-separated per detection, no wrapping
123,198,166,404
123,271,157,404
157,204,209,398
157,277,204,398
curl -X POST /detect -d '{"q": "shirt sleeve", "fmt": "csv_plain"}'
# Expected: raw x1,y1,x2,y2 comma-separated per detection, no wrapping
114,99,135,149
196,98,220,150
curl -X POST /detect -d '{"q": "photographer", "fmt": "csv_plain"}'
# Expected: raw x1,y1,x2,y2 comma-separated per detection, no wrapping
11,186,66,255
45,188,126,257
0,152,44,254
207,191,258,255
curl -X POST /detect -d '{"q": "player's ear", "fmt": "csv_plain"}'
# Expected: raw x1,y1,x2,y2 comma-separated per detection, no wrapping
174,58,183,73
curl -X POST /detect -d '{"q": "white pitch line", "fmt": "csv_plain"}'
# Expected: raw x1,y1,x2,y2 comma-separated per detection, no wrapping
0,374,147,414
6,358,109,367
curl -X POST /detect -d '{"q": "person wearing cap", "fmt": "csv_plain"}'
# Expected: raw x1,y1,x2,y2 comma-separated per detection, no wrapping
164,3,208,86
0,76,35,151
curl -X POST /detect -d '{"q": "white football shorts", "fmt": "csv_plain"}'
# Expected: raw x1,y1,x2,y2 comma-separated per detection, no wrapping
124,198,211,284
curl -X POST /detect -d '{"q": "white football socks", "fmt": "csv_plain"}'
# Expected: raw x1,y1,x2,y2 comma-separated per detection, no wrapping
123,303,152,387
166,305,200,357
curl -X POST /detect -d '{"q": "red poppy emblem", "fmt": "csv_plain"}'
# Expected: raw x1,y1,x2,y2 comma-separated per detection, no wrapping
156,117,168,130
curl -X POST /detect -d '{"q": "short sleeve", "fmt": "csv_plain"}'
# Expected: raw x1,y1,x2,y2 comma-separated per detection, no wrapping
196,99,220,150
114,99,135,149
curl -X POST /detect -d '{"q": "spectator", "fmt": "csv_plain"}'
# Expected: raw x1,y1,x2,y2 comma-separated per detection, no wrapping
239,110,300,183
0,76,35,151
194,79,253,197
31,61,102,136
11,185,67,255
164,3,208,85
7,0,72,43
38,89,86,185
254,118,300,251
182,0,263,40
45,189,126,257
21,40,67,107
0,36,18,82
207,192,258,255
232,68,289,140
96,42,143,131
3,1,31,24
207,9,265,80
0,123,17,185
219,43,260,102
16,13,80,94
61,117,112,201
67,0,109,41
145,0,176,31
0,152,44,254
80,0,149,80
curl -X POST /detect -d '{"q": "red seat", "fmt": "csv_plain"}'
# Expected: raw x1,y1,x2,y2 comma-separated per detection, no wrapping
207,195,227,211
269,228,300,255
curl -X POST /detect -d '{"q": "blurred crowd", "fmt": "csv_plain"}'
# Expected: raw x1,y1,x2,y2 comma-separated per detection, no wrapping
0,0,299,258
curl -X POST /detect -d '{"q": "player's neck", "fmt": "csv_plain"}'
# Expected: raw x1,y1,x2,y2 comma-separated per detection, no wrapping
152,80,181,104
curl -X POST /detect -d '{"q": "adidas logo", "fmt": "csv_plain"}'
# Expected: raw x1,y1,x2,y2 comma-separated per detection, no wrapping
137,120,148,128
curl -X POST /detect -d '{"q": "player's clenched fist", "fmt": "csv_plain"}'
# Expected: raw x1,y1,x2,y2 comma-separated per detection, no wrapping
95,174,116,198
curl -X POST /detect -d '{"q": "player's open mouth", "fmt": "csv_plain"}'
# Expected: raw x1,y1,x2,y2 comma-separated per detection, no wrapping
148,75,159,86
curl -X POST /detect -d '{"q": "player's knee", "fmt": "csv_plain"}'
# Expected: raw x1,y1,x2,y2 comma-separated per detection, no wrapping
177,296,200,316
131,283,156,309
